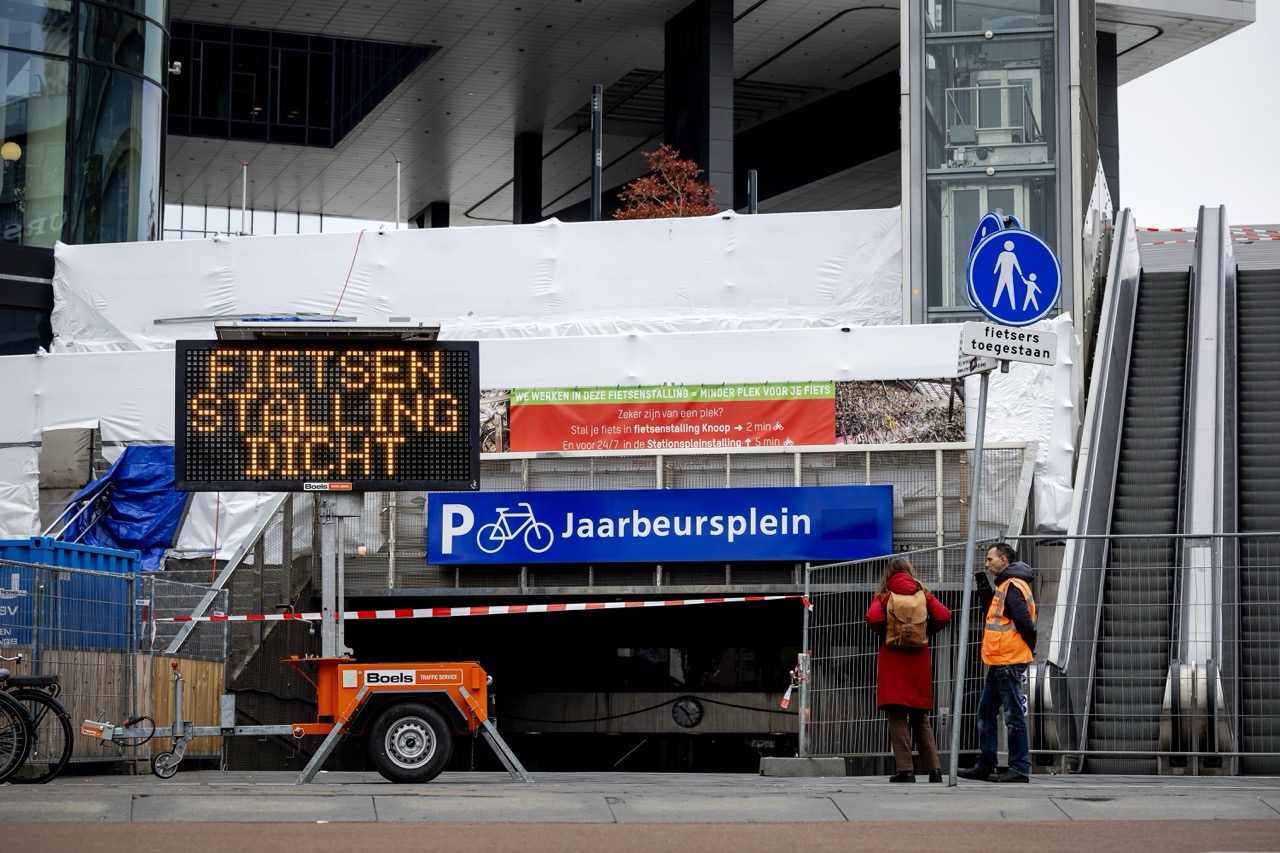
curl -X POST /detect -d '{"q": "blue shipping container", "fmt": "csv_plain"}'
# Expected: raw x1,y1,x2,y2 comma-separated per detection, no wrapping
0,537,141,651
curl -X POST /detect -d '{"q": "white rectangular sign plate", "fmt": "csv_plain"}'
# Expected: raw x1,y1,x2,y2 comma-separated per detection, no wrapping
960,322,1057,366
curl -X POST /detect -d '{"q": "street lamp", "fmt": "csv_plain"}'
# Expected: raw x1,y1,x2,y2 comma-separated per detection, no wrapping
1,140,20,194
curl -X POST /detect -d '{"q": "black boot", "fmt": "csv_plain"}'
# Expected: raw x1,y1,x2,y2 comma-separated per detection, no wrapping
888,770,916,783
928,768,943,783
957,766,995,781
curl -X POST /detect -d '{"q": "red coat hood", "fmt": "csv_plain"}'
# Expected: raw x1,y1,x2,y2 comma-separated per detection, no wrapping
887,572,922,595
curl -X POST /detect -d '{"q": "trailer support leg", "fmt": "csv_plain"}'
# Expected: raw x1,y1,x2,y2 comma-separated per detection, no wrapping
460,686,532,782
294,685,369,785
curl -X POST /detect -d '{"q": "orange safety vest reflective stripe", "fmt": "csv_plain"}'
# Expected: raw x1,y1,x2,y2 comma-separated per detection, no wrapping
981,575,1035,665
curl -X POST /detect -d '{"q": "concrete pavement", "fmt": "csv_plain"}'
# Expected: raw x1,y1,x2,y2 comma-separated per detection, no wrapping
2,769,1278,824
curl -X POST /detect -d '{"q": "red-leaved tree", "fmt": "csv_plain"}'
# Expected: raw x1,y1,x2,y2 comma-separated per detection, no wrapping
613,144,719,219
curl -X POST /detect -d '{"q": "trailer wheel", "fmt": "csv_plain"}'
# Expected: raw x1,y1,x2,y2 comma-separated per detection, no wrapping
367,702,453,783
151,751,179,779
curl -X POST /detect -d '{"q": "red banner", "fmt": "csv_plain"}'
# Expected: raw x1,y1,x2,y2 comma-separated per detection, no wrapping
510,383,835,452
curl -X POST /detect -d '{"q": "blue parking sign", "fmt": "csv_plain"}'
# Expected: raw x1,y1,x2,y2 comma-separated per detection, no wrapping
967,228,1061,326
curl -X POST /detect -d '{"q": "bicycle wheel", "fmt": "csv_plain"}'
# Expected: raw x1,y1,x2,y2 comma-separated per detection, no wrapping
7,688,72,783
476,522,505,554
0,690,31,784
524,521,553,553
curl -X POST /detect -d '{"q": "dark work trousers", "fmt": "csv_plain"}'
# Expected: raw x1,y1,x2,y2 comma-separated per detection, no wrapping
885,706,940,773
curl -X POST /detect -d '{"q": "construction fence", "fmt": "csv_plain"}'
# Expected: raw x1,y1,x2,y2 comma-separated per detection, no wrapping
0,556,228,768
799,533,1280,775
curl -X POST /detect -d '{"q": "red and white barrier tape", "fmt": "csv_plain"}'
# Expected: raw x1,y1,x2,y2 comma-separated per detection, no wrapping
1137,226,1280,245
165,594,812,623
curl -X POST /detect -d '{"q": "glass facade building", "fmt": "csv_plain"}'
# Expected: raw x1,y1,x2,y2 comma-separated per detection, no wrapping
909,0,1065,324
0,3,433,353
0,0,167,251
0,0,167,352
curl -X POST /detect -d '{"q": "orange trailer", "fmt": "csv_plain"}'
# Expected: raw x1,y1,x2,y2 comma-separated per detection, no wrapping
83,657,531,784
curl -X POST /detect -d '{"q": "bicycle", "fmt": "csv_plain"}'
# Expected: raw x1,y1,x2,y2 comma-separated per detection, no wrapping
476,502,554,554
0,683,31,784
0,653,73,784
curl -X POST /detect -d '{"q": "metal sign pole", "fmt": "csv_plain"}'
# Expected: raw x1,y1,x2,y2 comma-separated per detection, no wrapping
798,563,811,757
319,493,362,658
951,210,1059,782
319,498,339,658
590,83,602,221
947,366,991,784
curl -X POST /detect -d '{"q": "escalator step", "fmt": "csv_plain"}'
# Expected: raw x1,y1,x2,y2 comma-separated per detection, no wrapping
1235,269,1280,760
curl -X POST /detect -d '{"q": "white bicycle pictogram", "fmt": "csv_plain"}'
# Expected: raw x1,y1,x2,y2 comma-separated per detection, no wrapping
476,502,554,554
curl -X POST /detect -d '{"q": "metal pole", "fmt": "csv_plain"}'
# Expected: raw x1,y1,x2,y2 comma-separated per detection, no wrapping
798,563,811,756
590,83,602,221
387,493,397,589
319,498,339,658
337,516,346,656
947,367,991,785
395,156,402,230
748,169,758,214
127,572,136,709
241,161,248,235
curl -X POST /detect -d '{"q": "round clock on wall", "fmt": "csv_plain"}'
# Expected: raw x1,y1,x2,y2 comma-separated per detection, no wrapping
671,696,704,728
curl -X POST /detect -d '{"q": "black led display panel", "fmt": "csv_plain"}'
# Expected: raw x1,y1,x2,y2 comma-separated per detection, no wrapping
175,340,480,492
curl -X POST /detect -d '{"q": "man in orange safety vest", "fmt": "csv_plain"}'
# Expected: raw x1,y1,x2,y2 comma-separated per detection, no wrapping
957,542,1037,783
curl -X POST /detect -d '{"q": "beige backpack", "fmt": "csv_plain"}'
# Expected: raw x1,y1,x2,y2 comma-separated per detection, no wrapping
885,589,928,649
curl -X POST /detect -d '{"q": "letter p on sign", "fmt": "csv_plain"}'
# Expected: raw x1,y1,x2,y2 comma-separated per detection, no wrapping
440,504,474,554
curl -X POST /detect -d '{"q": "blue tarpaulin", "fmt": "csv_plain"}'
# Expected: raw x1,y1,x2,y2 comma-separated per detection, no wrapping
62,446,188,572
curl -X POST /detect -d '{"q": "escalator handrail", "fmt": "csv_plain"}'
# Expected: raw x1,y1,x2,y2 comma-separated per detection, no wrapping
1050,208,1142,672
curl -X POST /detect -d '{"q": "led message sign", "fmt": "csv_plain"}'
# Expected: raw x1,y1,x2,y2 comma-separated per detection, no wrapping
175,340,480,492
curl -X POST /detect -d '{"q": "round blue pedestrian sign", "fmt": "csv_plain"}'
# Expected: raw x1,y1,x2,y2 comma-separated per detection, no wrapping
966,227,1061,326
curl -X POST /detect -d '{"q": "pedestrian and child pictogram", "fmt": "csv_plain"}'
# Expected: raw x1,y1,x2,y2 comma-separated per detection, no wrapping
966,212,1007,309
966,226,1061,327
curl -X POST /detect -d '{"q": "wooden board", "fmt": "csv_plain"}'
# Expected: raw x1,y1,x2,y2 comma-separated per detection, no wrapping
145,656,225,759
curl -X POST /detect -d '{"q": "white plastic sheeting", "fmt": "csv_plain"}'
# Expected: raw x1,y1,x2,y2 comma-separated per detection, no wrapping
0,352,176,534
0,208,1080,556
965,313,1080,533
51,209,904,351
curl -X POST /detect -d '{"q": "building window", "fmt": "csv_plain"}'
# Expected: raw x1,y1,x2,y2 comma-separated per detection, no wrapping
0,49,70,249
921,19,1058,323
69,64,163,243
168,22,435,148
79,2,166,83
926,1,1053,35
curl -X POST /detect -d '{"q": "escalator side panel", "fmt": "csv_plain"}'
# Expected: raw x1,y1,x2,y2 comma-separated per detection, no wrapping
1088,269,1189,774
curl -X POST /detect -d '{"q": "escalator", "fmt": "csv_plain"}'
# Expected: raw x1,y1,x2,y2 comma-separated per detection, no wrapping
1234,267,1280,774
1086,269,1191,773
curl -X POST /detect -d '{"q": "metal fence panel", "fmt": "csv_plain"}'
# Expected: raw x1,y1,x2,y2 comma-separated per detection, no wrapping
801,533,1280,775
0,557,227,768
802,542,984,772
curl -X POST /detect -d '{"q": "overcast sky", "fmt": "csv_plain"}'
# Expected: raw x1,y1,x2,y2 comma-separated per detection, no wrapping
1117,5,1280,229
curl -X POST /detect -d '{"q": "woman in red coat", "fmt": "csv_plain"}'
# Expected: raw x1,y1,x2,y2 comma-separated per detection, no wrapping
865,556,952,783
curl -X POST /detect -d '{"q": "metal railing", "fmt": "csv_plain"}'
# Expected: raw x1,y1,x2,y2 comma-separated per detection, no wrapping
798,533,1280,775
305,443,1032,593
